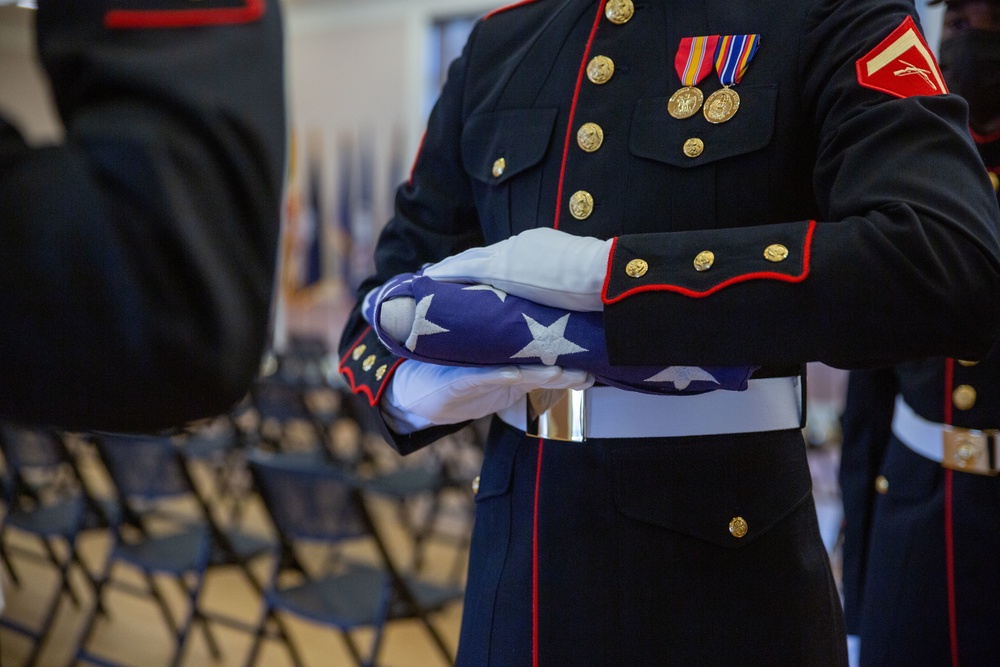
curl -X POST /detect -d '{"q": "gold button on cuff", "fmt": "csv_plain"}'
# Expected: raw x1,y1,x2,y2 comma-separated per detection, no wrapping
694,250,715,272
729,516,749,539
362,354,377,372
352,344,367,361
990,172,999,192
625,259,648,278
605,0,635,24
953,384,977,411
577,123,605,152
958,359,980,367
683,137,704,158
492,157,506,178
472,475,481,495
875,475,889,494
587,55,615,85
375,364,388,381
569,190,595,220
764,244,789,263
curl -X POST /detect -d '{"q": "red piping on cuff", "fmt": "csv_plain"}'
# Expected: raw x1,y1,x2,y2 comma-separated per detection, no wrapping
603,220,816,304
105,0,264,29
600,237,619,304
338,327,405,408
970,126,1000,145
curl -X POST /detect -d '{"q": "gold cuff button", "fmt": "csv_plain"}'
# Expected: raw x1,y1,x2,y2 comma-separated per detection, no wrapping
764,244,789,263
875,475,889,494
587,55,615,85
352,344,367,361
375,364,388,381
953,384,977,411
990,172,999,192
694,250,715,272
729,516,749,539
625,259,648,278
362,354,377,372
683,137,704,158
605,0,635,24
492,158,506,178
472,475,481,495
577,123,605,152
569,190,595,220
958,359,980,367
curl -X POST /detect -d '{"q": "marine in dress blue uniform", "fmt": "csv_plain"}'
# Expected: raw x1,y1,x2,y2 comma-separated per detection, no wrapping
0,0,285,431
839,2,1000,665
340,0,1000,664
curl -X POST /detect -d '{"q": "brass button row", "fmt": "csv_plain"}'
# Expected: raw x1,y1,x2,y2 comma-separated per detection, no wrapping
353,346,387,381
953,384,977,411
622,243,792,279
564,1,634,218
729,516,748,539
875,475,889,494
605,0,635,25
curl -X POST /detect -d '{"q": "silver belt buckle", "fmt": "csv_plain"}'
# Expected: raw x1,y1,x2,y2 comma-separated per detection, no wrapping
525,388,587,442
941,427,999,476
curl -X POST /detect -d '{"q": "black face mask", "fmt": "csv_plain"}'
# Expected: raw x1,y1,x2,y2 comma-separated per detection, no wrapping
939,29,1000,131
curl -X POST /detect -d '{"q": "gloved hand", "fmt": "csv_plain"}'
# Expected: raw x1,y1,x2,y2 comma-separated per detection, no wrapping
422,227,613,312
382,361,595,433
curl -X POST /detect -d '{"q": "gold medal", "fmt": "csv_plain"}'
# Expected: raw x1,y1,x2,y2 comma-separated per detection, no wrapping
703,86,740,124
668,86,704,119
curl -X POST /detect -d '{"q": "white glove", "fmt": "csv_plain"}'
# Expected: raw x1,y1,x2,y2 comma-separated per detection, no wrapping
422,227,613,312
382,361,595,434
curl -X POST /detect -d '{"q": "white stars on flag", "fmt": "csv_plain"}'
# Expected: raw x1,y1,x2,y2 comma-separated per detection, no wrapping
405,295,449,351
511,313,587,366
645,367,720,390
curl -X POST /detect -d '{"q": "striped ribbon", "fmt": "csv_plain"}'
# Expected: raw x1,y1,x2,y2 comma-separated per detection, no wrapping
714,34,761,86
675,35,720,86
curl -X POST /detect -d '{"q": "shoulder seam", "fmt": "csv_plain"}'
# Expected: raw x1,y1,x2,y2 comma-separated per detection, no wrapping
484,0,541,21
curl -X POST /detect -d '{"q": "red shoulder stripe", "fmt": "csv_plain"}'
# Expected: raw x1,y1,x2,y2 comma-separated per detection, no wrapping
105,0,264,29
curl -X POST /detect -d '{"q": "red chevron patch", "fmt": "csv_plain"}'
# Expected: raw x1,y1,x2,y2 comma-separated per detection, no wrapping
856,16,947,99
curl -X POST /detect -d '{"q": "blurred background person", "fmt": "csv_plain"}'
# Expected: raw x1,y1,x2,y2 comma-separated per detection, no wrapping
0,0,287,433
839,2,1000,665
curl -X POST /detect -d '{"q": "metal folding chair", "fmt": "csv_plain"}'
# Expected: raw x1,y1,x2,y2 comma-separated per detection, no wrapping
245,449,463,667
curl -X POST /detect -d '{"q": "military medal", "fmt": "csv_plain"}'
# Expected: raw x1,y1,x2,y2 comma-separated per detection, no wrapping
669,35,720,119
704,33,760,124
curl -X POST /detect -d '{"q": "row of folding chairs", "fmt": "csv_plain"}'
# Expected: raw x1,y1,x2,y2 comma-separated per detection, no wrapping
0,358,481,667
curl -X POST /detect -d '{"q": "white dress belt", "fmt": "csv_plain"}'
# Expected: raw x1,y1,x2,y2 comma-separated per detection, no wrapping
497,376,802,439
891,394,999,475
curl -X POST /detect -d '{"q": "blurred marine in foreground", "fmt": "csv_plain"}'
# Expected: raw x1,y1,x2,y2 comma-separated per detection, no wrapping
0,0,286,431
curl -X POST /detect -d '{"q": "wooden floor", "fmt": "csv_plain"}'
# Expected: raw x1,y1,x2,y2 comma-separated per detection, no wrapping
1,395,848,667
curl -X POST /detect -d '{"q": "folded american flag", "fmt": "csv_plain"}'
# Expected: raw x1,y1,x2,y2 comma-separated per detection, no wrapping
368,273,756,395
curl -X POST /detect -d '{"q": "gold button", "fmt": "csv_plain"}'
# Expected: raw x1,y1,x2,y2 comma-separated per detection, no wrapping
605,0,635,24
587,55,615,85
958,359,980,367
764,244,789,263
577,123,605,152
625,259,648,278
375,364,388,381
683,137,704,158
953,384,977,410
362,354,377,372
990,172,999,192
351,344,367,361
492,157,506,178
472,475,481,495
729,516,748,539
694,250,715,272
875,475,889,494
569,190,595,220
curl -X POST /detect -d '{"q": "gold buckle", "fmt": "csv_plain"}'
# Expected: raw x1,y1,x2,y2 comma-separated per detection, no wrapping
941,428,999,476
